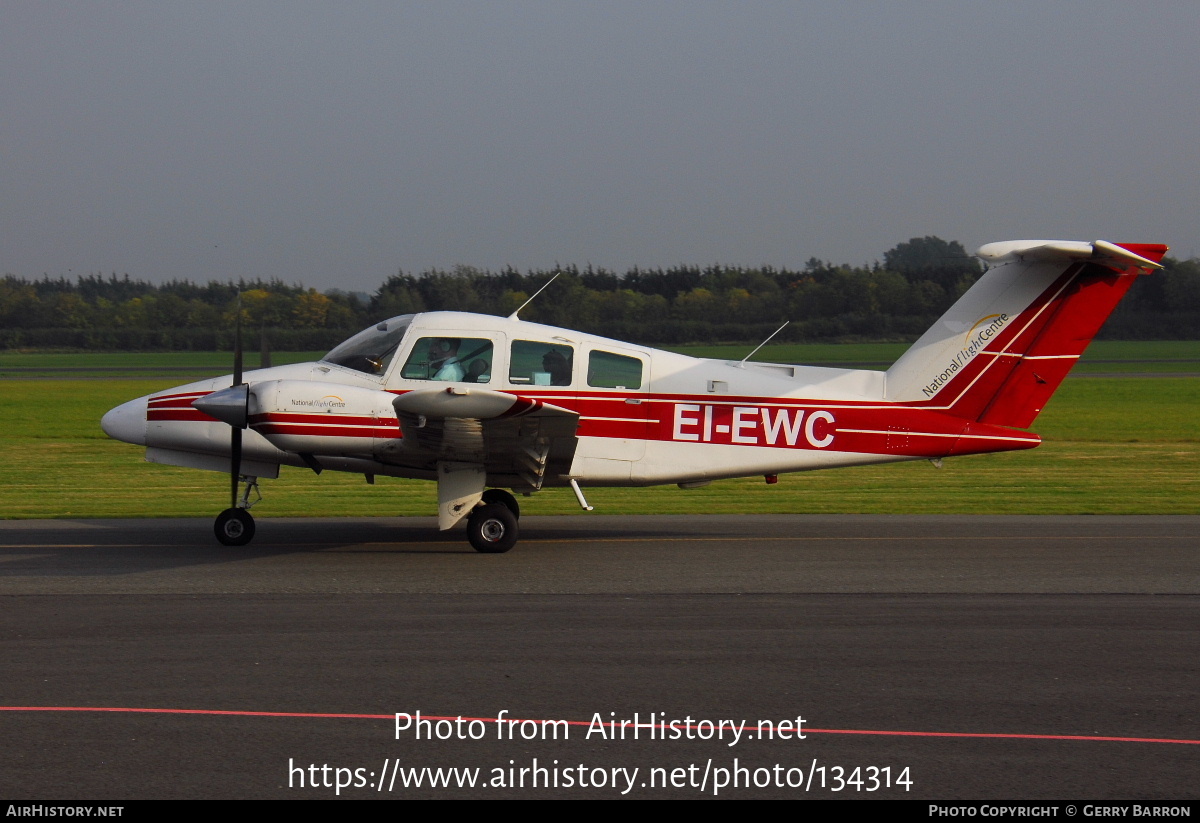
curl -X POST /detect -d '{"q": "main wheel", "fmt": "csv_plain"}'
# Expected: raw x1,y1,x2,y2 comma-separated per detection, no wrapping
214,507,255,546
467,503,518,553
481,488,520,520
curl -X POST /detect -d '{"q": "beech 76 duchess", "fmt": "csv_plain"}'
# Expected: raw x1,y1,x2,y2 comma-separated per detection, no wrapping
102,239,1166,552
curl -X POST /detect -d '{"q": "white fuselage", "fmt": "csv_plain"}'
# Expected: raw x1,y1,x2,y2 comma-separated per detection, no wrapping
103,311,1038,490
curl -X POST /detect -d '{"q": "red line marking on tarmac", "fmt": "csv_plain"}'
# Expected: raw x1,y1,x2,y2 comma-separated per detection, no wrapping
2,707,1197,746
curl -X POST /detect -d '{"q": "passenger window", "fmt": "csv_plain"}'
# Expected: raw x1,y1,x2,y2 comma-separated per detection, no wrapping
510,340,573,386
401,337,493,383
588,350,643,389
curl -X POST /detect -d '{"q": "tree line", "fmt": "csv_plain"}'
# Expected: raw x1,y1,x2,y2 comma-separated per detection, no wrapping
2,237,1197,350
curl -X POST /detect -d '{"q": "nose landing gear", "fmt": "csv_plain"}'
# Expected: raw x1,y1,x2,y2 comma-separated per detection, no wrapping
215,507,255,546
214,475,260,547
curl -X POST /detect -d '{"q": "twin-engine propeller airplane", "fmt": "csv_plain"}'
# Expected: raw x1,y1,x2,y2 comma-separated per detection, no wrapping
102,239,1166,552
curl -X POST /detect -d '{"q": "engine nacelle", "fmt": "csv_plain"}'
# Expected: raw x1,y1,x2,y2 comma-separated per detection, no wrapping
248,380,401,456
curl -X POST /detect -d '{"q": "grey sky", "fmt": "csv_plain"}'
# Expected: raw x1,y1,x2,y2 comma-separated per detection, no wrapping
3,2,1197,291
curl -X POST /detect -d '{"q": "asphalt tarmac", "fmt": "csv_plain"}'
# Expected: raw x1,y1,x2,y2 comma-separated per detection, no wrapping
2,515,1196,800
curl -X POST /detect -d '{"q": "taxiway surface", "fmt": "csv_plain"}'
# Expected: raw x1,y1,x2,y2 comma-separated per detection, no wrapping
2,515,1197,799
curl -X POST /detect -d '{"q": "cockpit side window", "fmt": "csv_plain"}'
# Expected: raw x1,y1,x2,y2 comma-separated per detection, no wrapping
509,340,573,386
401,337,494,383
321,316,414,376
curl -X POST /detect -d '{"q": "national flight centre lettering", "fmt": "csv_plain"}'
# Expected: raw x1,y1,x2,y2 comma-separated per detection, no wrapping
672,404,836,448
922,313,1010,398
290,395,347,409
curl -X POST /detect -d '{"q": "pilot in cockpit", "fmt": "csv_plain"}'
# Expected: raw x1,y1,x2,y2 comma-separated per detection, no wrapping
429,339,465,381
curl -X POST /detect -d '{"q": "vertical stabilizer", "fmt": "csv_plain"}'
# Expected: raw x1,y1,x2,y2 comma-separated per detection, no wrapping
885,240,1165,429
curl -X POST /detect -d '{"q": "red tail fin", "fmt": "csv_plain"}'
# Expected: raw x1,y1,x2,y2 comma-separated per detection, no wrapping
886,241,1166,429
974,257,1155,427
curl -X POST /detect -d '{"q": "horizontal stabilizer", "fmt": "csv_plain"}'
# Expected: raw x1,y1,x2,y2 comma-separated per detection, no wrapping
976,239,1165,272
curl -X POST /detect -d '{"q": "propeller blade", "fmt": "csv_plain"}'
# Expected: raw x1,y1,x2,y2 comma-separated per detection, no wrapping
233,294,244,386
229,292,245,510
230,427,242,509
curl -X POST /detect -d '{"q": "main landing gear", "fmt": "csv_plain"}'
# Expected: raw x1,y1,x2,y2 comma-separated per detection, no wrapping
214,475,261,547
468,489,521,553
482,488,520,520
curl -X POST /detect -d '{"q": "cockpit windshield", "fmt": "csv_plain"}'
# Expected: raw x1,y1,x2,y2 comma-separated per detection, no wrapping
321,315,414,375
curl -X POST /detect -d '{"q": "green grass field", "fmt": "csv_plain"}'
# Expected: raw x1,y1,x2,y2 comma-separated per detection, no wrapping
0,350,323,378
667,340,1200,373
1,374,1195,519
2,340,1199,377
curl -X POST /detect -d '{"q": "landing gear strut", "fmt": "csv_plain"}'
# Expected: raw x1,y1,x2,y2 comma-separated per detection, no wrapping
435,463,522,552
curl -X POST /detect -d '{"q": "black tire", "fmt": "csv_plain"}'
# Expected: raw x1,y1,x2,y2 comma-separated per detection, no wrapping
481,488,520,520
214,507,255,546
467,503,518,553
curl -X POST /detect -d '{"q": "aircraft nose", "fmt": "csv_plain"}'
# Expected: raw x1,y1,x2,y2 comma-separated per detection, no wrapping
101,396,148,445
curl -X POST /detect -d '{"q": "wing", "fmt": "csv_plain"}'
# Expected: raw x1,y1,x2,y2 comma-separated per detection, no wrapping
384,386,579,491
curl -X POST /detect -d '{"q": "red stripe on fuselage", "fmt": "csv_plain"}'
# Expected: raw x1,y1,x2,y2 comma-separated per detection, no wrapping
148,390,216,421
144,376,1042,460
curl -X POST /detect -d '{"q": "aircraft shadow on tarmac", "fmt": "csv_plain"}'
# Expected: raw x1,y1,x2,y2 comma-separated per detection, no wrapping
0,515,747,578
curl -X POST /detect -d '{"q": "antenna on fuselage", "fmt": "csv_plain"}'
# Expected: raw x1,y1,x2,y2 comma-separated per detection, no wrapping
740,320,789,366
508,271,560,320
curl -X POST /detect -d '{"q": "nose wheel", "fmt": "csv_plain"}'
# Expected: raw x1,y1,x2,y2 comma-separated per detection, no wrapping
212,474,261,546
214,507,255,546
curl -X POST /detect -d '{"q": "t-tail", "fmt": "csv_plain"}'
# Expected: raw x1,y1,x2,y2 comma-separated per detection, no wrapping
885,240,1167,429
